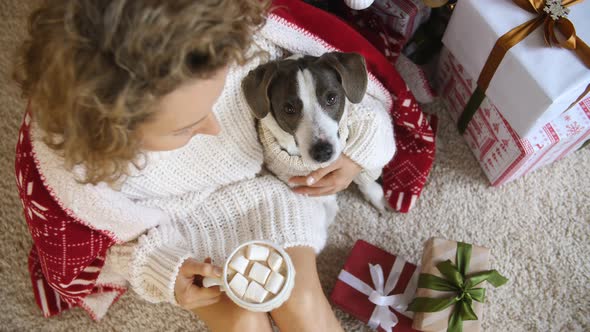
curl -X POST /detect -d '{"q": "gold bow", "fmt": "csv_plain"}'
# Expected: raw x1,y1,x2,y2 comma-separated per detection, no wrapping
458,0,590,134
478,0,589,92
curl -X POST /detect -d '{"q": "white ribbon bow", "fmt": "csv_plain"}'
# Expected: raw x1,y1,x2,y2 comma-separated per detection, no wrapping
338,258,420,332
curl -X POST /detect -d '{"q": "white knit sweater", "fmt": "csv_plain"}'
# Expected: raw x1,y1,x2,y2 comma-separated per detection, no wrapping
30,15,394,318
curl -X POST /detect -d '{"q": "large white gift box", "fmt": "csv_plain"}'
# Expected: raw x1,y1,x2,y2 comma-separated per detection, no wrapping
442,0,590,138
437,47,590,186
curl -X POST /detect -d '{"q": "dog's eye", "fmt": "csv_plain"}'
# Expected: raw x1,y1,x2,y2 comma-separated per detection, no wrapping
326,94,337,106
283,103,296,114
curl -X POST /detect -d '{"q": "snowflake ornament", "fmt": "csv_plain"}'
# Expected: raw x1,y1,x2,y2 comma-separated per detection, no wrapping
543,0,570,21
566,122,582,137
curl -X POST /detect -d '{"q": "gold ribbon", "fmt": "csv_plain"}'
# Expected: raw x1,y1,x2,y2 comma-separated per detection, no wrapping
479,0,590,92
423,0,451,7
458,0,590,134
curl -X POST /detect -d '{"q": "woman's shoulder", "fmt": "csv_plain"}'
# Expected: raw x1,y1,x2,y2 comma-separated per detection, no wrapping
19,118,167,242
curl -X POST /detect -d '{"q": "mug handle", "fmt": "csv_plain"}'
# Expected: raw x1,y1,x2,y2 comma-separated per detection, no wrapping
203,277,226,291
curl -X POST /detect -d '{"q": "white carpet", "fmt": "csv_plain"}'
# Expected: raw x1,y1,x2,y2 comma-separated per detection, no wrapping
1,1,589,331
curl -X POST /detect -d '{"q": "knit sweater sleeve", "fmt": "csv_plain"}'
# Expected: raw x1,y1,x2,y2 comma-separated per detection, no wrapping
343,94,396,172
105,227,193,305
108,175,329,305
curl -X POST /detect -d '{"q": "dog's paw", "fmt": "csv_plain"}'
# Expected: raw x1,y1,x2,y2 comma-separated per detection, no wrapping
358,181,390,214
373,197,395,216
382,197,395,213
366,189,389,215
370,196,386,213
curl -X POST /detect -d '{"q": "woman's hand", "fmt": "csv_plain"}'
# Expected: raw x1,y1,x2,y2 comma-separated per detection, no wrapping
289,154,362,196
174,257,223,310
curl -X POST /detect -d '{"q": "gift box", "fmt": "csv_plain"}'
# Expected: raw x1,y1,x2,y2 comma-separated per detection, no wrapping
372,0,432,41
437,46,590,186
441,0,590,138
331,240,421,331
408,238,508,332
343,0,431,43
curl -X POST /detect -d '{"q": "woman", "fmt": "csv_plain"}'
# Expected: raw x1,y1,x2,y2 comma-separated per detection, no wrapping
14,0,395,330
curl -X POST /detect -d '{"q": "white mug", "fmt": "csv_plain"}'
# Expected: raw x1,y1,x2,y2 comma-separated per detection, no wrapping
202,240,295,312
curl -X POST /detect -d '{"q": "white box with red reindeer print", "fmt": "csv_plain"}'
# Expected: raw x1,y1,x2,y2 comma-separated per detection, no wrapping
442,0,590,138
437,47,590,186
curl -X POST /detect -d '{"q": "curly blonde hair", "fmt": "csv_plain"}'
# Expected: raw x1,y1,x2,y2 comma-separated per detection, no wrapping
14,0,270,185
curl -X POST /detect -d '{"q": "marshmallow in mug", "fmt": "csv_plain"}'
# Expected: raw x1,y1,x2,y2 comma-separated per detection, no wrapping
227,244,287,303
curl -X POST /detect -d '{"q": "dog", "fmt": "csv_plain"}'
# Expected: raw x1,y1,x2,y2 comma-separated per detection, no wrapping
242,52,388,217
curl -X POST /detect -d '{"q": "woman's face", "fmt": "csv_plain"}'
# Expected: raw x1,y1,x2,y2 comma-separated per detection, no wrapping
136,67,228,151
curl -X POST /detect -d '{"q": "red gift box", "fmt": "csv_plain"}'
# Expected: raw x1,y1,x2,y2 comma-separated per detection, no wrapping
331,240,420,332
340,0,431,47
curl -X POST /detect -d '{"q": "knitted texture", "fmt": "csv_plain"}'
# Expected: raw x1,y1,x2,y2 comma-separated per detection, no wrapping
342,92,398,173
259,98,395,188
15,0,435,320
258,114,349,184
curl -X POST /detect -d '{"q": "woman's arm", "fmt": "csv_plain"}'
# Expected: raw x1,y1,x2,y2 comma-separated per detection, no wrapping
105,236,193,305
106,227,223,309
107,174,330,306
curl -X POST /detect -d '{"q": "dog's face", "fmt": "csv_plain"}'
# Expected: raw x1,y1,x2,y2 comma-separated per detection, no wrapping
242,52,368,165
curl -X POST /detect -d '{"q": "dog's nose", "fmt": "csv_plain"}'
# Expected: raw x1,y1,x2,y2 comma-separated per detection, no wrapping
310,141,333,163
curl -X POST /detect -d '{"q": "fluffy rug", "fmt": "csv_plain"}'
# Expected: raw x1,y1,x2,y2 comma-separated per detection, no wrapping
1,1,588,331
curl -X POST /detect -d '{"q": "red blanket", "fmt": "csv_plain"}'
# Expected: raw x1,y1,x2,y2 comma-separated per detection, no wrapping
15,112,124,320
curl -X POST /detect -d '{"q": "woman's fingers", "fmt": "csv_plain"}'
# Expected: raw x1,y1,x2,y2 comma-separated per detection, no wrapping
177,283,222,308
292,171,352,196
186,284,222,300
289,158,342,186
307,172,340,188
174,257,226,310
180,258,222,278
289,173,323,186
293,185,337,197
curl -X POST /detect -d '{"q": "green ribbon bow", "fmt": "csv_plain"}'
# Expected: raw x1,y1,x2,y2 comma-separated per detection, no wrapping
407,242,508,332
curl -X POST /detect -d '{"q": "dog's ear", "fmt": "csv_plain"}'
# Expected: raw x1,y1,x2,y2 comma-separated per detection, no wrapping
242,62,278,119
318,52,368,104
